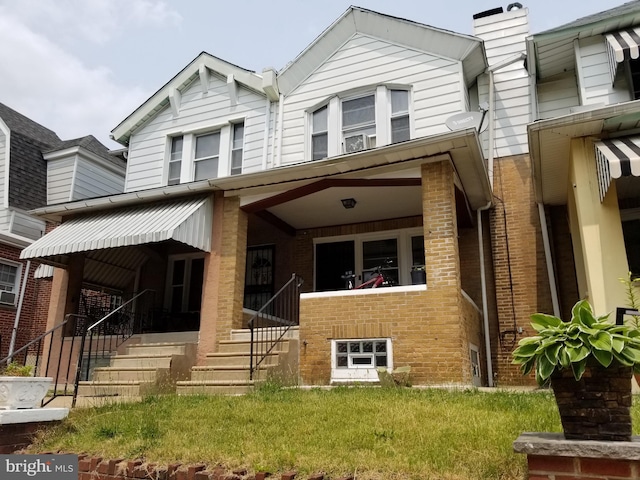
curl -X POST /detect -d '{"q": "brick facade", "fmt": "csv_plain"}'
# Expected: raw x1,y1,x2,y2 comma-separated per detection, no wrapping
490,154,554,385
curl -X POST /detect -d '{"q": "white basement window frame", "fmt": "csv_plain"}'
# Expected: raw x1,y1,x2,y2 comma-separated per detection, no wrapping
164,118,246,185
331,338,393,382
0,259,22,306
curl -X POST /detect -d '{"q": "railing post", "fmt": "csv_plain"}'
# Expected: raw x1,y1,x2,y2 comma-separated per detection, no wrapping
72,316,89,408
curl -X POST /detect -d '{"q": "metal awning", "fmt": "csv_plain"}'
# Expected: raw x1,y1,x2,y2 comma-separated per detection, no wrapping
594,137,640,201
605,28,640,84
21,195,213,261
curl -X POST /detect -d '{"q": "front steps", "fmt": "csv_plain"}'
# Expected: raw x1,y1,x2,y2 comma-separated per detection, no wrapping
76,340,197,398
176,327,299,395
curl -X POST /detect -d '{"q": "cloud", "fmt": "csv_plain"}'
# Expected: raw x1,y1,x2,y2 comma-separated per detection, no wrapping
0,5,151,147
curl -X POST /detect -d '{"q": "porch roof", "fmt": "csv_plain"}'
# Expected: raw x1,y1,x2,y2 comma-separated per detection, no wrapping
20,195,213,262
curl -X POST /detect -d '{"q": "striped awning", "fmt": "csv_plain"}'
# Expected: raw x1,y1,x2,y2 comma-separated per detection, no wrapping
594,137,640,201
605,28,640,84
20,196,213,261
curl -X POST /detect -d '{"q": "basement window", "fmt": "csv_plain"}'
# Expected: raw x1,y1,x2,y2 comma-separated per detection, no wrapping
331,338,392,382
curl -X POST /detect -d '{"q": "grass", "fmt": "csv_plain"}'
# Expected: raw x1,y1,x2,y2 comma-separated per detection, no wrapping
29,386,618,479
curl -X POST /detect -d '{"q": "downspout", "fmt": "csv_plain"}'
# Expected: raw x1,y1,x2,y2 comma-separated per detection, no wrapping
538,203,561,317
488,71,495,190
262,98,271,170
275,94,285,167
8,260,30,361
477,204,494,386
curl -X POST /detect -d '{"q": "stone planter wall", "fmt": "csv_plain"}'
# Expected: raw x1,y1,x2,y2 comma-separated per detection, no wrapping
514,433,640,480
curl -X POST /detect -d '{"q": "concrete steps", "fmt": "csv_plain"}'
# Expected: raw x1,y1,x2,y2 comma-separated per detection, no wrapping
177,328,299,396
76,341,197,398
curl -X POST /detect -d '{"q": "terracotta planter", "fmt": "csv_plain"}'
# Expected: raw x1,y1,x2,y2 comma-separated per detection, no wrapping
0,377,53,409
551,362,632,441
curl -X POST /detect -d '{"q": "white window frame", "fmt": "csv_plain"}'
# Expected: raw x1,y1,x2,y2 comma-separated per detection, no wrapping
313,227,424,291
307,86,413,161
230,122,245,176
0,259,22,306
331,338,393,383
164,118,246,185
164,253,206,313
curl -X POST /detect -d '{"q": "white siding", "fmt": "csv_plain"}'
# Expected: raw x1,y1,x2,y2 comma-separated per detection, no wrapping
474,8,531,157
0,128,6,209
47,157,75,205
125,73,267,192
10,210,44,240
537,73,580,119
578,36,630,106
279,34,465,165
73,158,124,201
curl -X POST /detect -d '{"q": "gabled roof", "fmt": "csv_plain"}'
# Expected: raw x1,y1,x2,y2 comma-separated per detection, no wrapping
277,6,487,96
528,1,640,80
0,102,60,147
111,52,265,146
46,135,125,168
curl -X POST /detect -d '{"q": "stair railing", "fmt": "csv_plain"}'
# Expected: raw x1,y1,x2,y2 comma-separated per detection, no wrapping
249,273,303,381
72,289,154,407
0,314,88,406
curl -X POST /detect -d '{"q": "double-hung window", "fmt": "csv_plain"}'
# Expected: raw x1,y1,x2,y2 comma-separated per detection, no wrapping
230,122,244,176
0,261,21,306
168,136,183,186
390,90,410,143
194,132,220,181
312,106,328,160
342,94,376,153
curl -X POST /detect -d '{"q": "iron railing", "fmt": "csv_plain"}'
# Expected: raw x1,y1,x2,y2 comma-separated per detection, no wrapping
72,289,155,407
0,314,88,406
249,273,303,381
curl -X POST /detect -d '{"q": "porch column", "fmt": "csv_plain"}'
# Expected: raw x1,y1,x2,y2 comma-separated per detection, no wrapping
421,161,466,381
568,137,629,315
198,193,248,365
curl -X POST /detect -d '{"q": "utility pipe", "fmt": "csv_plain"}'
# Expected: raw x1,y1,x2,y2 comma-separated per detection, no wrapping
276,94,285,167
8,260,31,361
477,205,494,386
262,98,272,170
538,203,561,317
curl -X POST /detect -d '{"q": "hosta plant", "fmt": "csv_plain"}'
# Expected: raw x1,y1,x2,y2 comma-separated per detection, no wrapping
512,299,640,385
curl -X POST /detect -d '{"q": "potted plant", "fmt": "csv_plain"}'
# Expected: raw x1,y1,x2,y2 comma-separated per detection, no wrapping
410,265,426,285
512,299,640,441
0,362,53,409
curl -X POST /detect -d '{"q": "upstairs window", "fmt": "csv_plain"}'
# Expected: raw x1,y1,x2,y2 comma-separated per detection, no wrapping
0,261,21,306
312,106,328,160
168,136,183,186
309,86,412,160
342,94,376,153
391,90,410,143
194,132,220,181
231,122,244,176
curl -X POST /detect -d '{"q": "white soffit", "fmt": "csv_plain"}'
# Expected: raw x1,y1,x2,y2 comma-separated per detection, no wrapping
21,196,213,260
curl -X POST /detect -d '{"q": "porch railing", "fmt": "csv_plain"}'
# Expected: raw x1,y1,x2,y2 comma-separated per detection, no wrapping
249,273,303,381
0,314,88,406
72,289,155,407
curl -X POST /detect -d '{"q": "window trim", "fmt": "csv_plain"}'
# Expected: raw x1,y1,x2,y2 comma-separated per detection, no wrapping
0,259,22,307
331,338,393,383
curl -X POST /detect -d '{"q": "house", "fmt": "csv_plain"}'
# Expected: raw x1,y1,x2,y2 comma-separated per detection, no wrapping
0,103,126,363
19,3,587,393
527,2,640,325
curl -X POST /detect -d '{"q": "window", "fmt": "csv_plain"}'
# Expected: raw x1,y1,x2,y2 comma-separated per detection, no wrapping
391,90,410,143
165,254,205,314
470,344,482,387
230,122,244,176
0,261,21,306
331,338,392,382
194,132,220,181
309,86,411,160
168,136,183,186
629,59,640,100
312,106,328,160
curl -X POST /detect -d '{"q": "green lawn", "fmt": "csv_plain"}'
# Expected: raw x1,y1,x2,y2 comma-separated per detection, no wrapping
30,386,630,480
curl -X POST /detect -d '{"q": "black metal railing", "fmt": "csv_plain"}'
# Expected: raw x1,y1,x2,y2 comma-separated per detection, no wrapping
72,289,155,407
249,274,303,381
0,314,88,406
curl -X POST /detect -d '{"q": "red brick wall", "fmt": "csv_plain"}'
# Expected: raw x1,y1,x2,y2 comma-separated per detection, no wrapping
527,454,640,479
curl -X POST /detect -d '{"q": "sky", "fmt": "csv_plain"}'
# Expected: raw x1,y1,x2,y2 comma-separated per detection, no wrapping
0,0,629,149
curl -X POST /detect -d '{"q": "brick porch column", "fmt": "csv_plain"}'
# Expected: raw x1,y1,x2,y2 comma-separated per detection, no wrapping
421,160,466,382
198,193,248,365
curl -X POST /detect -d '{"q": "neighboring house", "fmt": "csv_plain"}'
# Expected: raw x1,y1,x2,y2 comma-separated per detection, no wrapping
0,102,125,361
527,2,640,324
24,3,623,390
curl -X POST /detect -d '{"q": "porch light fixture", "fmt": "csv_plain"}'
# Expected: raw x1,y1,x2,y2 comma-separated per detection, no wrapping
341,198,357,209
